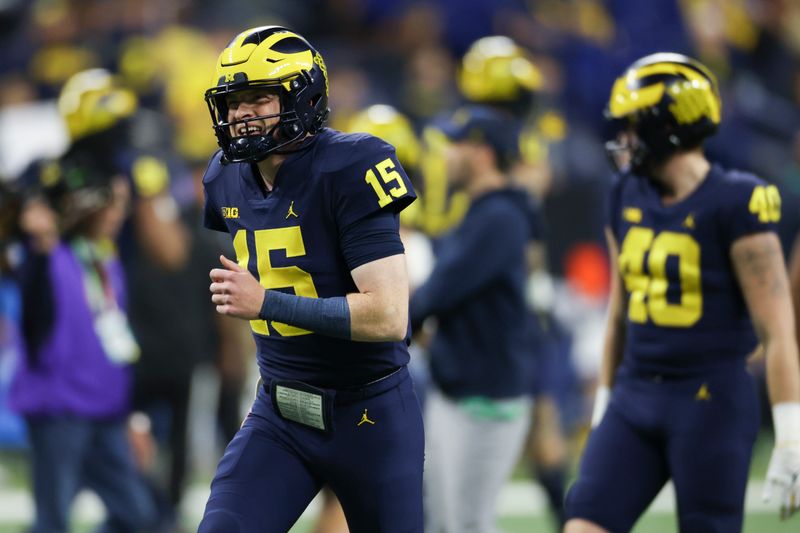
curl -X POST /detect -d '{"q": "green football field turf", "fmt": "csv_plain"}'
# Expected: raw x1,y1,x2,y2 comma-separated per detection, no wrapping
0,512,795,533
282,513,800,532
0,432,793,532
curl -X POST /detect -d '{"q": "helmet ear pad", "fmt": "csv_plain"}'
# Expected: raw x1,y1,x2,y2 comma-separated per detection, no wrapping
280,64,330,140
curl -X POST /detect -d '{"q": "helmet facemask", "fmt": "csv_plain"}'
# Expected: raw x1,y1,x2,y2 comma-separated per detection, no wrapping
206,80,305,163
605,112,684,176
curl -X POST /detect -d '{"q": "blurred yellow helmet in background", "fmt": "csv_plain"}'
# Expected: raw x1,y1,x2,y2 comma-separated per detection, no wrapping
458,36,543,104
57,68,138,142
348,105,421,171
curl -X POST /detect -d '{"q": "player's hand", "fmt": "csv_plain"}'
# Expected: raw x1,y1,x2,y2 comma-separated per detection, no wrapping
127,412,156,472
210,255,265,320
763,443,800,520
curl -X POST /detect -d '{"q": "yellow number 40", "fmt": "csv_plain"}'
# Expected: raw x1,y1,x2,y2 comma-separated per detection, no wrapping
619,227,702,327
748,185,781,223
365,157,407,207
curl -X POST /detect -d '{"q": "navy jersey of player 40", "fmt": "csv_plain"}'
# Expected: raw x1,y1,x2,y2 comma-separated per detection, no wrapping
609,164,781,375
203,129,416,387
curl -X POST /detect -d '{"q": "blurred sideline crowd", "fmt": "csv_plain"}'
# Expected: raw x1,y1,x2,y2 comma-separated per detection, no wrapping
1,0,800,531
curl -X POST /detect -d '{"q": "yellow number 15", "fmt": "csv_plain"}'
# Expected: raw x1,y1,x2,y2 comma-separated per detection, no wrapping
365,157,407,207
619,227,702,327
233,227,318,337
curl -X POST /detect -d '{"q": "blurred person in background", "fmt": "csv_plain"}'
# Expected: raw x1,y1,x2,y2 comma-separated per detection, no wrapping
199,26,422,532
55,68,189,271
457,35,573,530
565,53,800,533
125,158,228,528
50,67,198,529
410,105,534,533
0,181,27,451
117,27,252,523
8,150,158,533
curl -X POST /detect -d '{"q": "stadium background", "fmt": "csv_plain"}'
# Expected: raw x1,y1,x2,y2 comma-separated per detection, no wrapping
0,0,799,531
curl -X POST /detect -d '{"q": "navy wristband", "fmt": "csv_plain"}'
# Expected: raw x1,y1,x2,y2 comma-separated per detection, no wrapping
259,290,352,339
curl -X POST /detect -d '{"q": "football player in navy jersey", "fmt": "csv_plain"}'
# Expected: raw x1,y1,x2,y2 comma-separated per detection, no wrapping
565,54,800,532
197,27,422,533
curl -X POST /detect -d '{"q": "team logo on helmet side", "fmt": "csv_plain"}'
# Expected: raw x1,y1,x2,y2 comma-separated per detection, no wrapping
314,54,329,97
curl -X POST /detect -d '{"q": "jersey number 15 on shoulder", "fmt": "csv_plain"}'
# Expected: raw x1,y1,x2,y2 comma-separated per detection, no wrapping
365,157,407,208
233,227,318,337
619,227,702,327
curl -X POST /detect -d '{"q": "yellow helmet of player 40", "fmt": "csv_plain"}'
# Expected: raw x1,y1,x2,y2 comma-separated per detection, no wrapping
605,52,721,173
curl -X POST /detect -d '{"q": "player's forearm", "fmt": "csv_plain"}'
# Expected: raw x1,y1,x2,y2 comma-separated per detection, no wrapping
731,233,800,404
410,237,520,322
259,289,407,342
346,291,408,342
260,291,352,339
789,240,800,367
599,312,626,388
592,286,625,427
764,335,800,405
600,226,625,388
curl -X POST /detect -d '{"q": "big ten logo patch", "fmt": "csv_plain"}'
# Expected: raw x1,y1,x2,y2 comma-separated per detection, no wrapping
222,207,239,219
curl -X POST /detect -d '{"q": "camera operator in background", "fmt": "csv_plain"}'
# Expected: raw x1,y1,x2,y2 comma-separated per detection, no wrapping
8,150,159,532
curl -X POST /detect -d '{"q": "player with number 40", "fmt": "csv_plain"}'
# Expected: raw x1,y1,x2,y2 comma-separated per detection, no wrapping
565,53,800,533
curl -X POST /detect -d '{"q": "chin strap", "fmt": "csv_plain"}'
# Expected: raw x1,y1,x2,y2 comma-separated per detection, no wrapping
274,133,319,156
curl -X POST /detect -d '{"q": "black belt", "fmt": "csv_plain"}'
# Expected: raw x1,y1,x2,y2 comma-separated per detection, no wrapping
259,366,407,405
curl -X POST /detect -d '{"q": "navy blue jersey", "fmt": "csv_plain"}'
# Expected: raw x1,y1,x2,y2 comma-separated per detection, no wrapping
608,164,780,375
524,195,546,243
202,129,416,387
410,188,532,399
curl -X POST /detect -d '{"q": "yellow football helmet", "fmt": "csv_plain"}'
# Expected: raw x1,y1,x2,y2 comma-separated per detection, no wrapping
348,105,421,171
205,26,329,163
458,36,542,107
58,69,138,142
605,52,721,173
